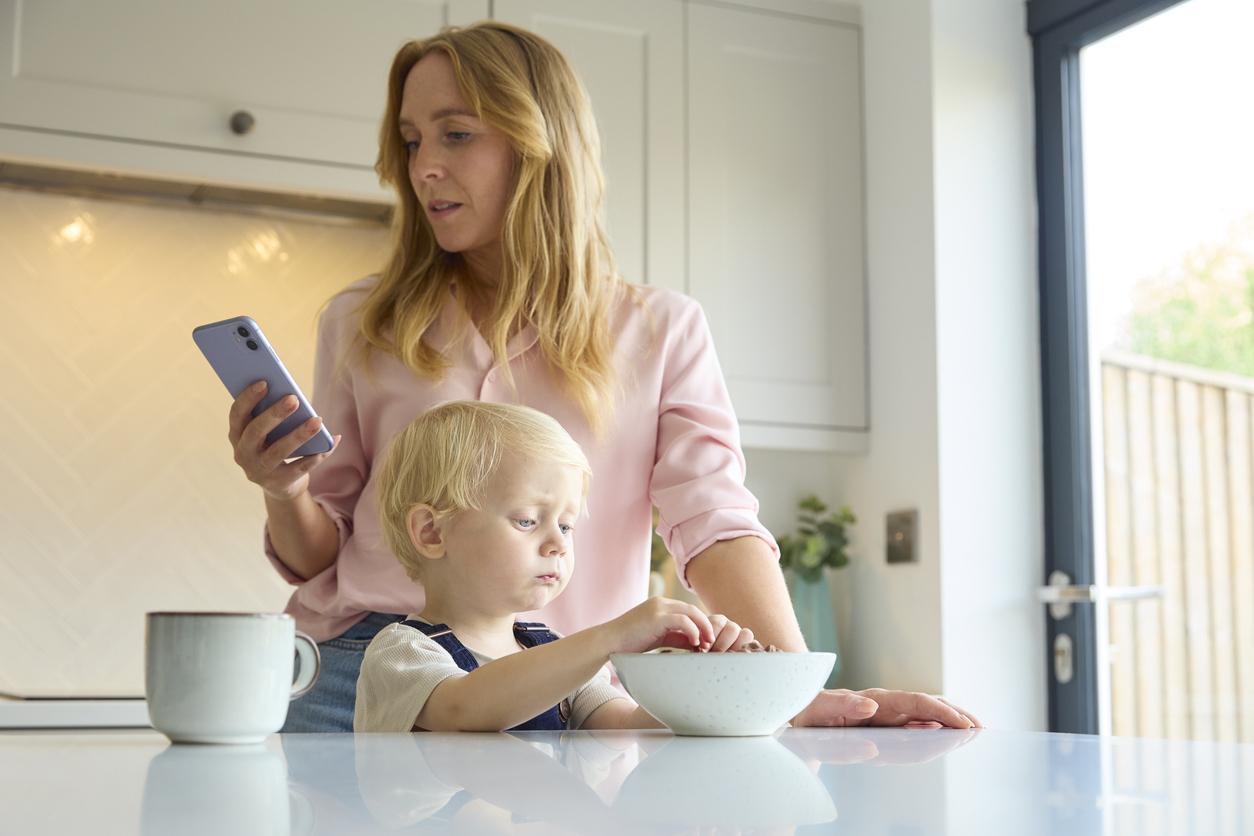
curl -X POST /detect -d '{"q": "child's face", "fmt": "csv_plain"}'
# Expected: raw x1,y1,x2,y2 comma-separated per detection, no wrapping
438,452,583,614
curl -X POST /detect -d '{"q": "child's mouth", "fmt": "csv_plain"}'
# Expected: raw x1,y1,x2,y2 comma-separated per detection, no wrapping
535,574,560,584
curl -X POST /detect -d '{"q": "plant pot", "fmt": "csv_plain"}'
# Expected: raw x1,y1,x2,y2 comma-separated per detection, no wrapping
785,569,841,687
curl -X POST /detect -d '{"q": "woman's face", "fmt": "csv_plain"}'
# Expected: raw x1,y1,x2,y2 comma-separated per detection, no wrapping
399,52,515,277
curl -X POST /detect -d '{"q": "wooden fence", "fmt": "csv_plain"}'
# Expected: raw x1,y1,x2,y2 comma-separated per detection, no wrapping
1102,351,1254,741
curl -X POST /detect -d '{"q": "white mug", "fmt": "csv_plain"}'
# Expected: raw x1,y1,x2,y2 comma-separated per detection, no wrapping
145,612,320,744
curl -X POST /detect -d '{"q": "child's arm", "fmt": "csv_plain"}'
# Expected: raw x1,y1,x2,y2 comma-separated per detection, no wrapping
580,698,667,730
417,626,610,731
416,597,716,732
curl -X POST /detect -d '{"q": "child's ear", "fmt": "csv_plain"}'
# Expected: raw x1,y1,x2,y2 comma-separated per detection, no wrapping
406,505,447,560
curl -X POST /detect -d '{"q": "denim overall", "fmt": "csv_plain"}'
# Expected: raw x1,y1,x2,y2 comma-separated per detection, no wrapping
402,619,569,731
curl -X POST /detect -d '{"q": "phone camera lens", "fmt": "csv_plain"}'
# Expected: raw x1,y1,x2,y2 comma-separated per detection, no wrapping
246,339,258,350
236,326,250,338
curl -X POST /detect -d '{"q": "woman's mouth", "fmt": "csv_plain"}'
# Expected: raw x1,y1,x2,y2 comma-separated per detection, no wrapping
428,201,462,218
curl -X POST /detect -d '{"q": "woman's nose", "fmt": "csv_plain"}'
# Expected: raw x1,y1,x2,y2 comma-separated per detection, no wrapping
409,145,445,181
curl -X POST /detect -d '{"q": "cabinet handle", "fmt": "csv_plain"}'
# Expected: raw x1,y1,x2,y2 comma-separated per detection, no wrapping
229,110,255,136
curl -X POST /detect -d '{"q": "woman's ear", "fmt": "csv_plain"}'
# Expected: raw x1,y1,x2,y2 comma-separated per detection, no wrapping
406,505,448,559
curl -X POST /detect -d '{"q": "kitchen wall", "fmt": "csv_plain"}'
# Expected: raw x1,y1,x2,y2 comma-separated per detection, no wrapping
836,0,1046,733
0,0,1045,724
0,184,844,695
0,187,390,694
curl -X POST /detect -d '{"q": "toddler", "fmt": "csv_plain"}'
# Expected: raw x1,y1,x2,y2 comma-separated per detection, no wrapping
354,400,755,732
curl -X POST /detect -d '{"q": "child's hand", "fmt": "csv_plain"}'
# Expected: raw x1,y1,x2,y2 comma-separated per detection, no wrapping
706,613,754,653
604,597,717,653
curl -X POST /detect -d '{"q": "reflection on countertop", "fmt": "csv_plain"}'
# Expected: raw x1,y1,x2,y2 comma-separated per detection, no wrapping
2,726,1252,834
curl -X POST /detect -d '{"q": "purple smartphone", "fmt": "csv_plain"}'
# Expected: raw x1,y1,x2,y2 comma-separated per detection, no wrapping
192,315,333,458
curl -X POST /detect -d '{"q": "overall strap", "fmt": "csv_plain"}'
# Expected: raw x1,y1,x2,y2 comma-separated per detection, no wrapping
509,621,568,731
402,620,569,730
512,622,561,648
401,620,479,672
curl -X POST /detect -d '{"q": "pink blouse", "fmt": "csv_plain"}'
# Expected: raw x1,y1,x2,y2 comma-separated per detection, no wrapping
265,277,778,642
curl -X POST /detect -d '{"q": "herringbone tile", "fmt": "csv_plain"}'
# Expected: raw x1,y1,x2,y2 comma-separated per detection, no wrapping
0,187,389,694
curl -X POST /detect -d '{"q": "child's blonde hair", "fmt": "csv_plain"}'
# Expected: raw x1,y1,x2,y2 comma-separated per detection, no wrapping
377,401,592,581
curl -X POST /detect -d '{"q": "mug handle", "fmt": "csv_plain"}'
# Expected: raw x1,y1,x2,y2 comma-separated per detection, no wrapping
291,631,321,700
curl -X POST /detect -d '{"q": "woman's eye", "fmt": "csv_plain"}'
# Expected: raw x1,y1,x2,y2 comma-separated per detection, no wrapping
403,139,420,153
446,131,471,143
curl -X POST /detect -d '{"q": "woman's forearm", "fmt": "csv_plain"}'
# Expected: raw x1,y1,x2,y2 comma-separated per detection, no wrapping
264,490,340,581
684,536,807,652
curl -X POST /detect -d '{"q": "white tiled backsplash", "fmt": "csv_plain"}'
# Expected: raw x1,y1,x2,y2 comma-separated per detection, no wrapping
0,186,389,695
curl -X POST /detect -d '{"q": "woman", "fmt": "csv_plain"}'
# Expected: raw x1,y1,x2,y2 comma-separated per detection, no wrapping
228,21,980,732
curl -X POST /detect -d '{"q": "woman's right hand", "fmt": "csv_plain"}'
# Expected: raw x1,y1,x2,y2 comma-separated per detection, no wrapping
228,380,340,502
603,597,722,654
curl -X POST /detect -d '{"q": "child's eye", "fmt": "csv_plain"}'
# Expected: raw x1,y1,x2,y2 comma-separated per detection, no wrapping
514,518,536,530
559,523,574,535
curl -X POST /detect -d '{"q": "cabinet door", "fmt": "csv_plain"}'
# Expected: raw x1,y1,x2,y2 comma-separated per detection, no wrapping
0,0,486,197
492,0,684,289
688,3,867,438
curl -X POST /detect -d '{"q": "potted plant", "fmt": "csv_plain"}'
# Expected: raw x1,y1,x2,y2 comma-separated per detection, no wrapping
775,495,855,685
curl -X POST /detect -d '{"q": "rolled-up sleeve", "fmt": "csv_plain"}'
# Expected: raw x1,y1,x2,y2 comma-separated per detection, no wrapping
648,298,779,590
263,291,367,583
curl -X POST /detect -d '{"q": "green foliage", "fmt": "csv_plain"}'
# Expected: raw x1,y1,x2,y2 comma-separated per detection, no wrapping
775,495,856,584
1122,217,1254,376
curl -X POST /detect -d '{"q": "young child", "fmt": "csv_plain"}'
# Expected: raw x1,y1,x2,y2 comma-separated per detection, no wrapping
354,400,756,733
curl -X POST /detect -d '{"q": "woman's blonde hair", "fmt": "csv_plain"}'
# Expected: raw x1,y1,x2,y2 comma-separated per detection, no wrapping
377,401,592,581
347,21,630,435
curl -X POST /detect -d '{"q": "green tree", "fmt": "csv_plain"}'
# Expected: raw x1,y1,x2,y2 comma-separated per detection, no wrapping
1121,214,1254,376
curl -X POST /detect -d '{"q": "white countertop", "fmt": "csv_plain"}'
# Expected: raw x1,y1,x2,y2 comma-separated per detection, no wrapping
1,726,1251,834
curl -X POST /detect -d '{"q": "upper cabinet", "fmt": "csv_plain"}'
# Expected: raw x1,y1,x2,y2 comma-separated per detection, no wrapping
0,0,866,451
490,0,684,293
496,0,867,451
0,0,489,201
687,2,867,450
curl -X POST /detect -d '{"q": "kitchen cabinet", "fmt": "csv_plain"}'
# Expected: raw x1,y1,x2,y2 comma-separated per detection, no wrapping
490,0,684,296
0,0,487,202
498,0,867,451
0,0,867,451
687,2,867,450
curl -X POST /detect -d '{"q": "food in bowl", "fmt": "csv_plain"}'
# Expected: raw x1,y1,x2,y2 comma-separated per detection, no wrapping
610,649,836,736
649,639,782,654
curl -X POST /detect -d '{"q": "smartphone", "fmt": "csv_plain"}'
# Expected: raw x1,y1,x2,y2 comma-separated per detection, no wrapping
192,315,334,458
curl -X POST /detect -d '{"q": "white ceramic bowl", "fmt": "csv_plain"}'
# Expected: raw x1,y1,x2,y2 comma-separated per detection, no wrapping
610,651,836,736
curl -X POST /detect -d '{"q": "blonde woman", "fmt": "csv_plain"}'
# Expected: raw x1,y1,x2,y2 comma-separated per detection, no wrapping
227,21,981,732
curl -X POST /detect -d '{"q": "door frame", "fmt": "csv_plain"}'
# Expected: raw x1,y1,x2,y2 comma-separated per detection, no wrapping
1029,0,1187,733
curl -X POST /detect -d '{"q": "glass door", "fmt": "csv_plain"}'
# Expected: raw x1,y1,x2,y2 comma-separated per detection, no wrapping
1080,0,1254,742
1034,0,1254,741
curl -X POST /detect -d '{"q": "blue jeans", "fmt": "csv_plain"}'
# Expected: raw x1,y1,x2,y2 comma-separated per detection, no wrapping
282,611,406,733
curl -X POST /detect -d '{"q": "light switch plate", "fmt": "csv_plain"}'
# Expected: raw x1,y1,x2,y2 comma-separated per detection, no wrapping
886,509,918,564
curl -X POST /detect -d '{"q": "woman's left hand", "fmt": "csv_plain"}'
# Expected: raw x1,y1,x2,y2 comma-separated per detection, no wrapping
791,688,982,730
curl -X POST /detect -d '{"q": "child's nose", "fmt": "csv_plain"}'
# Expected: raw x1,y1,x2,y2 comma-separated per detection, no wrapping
542,529,567,557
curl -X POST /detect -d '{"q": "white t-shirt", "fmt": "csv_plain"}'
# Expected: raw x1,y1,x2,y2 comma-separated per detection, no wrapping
354,619,625,733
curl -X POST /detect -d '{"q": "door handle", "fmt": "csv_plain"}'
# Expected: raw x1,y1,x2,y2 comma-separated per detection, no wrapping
1038,570,1164,619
